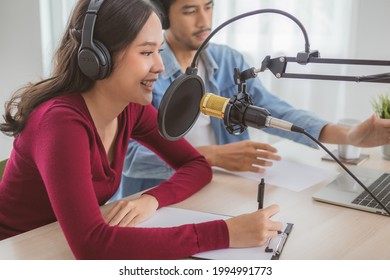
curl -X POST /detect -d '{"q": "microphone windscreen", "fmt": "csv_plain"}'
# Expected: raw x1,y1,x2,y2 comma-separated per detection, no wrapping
200,93,229,119
157,73,205,141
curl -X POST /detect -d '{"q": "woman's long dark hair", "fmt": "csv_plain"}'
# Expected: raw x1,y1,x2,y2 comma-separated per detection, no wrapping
1,0,161,137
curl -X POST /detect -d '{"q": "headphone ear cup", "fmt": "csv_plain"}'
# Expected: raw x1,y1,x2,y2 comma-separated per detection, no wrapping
78,40,111,80
162,16,169,29
94,40,111,79
151,0,169,29
78,47,99,80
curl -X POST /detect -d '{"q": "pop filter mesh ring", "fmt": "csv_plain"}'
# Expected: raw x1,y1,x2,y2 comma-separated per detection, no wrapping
157,73,205,141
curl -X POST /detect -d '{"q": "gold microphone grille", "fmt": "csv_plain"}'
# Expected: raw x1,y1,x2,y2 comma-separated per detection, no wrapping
200,93,229,119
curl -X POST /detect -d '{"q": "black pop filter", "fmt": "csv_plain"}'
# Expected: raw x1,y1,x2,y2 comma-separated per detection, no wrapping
157,72,205,141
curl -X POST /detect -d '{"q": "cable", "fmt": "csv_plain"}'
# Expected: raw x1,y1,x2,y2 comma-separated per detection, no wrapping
302,130,390,216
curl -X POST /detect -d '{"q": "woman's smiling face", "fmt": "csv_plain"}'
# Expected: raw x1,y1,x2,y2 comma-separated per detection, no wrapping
108,12,164,105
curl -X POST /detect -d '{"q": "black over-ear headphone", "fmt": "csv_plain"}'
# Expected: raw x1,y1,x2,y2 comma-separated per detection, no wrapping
151,0,170,29
78,0,111,80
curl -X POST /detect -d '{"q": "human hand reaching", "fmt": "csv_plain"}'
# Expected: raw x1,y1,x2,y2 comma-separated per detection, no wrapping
198,140,281,173
347,114,390,147
320,114,390,147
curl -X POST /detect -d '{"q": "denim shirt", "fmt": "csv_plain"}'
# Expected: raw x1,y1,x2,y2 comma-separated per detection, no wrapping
119,42,328,192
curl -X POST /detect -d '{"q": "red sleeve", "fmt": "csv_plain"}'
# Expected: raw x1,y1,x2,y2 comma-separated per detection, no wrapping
33,104,226,259
130,104,213,208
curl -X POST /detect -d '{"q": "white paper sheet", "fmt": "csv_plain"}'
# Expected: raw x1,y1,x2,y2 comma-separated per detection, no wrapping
213,158,337,192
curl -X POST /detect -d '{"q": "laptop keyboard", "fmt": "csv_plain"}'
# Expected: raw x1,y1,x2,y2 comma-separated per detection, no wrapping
352,173,390,210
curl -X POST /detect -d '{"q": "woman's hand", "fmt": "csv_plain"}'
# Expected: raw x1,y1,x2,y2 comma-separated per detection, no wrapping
103,194,158,227
225,204,283,247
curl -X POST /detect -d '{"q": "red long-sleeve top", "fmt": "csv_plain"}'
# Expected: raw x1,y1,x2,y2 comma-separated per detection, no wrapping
0,93,228,259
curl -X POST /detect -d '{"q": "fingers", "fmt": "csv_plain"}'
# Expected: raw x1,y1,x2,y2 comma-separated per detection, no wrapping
246,165,266,173
212,141,282,172
225,204,283,247
268,221,284,235
260,204,280,217
103,201,124,224
250,142,282,164
243,142,282,172
236,157,279,173
104,200,138,227
254,149,282,161
249,142,278,152
117,211,140,227
103,195,158,227
257,205,283,244
250,157,277,171
258,204,283,233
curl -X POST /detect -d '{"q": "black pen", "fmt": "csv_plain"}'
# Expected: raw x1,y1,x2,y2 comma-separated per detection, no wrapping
257,178,265,209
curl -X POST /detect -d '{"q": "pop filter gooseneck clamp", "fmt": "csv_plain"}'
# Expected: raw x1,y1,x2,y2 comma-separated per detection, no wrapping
157,9,390,215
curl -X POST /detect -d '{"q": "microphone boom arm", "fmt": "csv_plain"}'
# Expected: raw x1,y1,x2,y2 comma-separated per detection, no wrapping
189,9,312,71
260,55,390,83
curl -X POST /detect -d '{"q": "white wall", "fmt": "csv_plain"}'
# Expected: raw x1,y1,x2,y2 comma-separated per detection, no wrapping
257,0,390,123
1,0,390,159
0,0,43,160
343,0,390,120
211,0,390,143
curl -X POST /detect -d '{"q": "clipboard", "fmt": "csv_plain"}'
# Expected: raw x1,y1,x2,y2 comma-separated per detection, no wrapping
268,223,294,260
193,222,293,260
138,207,293,260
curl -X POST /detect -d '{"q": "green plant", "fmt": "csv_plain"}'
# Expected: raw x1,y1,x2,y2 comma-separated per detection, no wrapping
372,94,390,119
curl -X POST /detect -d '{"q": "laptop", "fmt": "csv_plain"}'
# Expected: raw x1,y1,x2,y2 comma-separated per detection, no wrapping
312,166,390,216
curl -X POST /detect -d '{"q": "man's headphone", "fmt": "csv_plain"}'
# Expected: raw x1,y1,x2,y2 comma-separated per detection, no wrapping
151,0,170,29
78,0,111,80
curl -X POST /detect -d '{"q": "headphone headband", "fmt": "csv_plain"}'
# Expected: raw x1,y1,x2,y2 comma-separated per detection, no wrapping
87,0,105,12
78,0,111,80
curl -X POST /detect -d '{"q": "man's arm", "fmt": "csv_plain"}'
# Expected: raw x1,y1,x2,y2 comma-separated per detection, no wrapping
320,114,390,147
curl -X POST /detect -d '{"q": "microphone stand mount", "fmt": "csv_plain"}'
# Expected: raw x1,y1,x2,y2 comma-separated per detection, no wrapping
234,51,390,85
260,53,390,83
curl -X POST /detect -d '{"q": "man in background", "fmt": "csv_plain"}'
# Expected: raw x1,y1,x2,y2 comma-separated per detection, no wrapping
112,0,390,200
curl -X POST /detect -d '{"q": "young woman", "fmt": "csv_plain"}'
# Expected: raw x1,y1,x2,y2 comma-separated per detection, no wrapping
0,0,282,259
